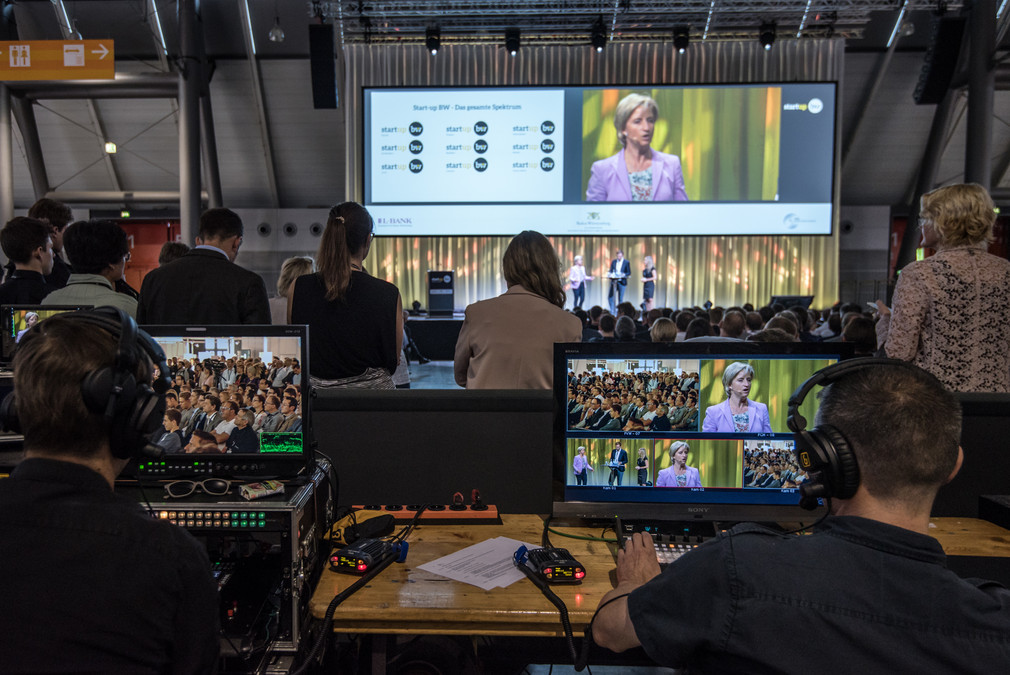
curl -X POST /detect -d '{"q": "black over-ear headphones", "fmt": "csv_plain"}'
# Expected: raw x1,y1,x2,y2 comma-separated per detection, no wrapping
0,306,171,460
786,358,923,510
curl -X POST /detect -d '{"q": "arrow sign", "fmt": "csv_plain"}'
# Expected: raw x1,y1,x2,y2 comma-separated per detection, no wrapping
0,40,115,80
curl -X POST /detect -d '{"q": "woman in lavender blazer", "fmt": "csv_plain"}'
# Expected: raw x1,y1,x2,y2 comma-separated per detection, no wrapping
701,361,773,433
586,92,689,203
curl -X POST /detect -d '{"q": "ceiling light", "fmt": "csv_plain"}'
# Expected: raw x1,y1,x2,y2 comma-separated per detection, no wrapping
426,26,440,55
591,18,607,53
505,27,520,57
673,26,690,54
759,23,776,50
104,142,117,154
268,15,285,42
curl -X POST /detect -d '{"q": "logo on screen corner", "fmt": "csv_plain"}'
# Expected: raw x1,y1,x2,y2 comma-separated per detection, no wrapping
807,98,823,114
783,213,815,230
408,159,423,173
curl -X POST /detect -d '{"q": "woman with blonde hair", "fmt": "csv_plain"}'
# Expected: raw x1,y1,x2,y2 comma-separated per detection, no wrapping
271,256,314,325
642,255,657,311
290,202,403,389
454,230,582,389
655,441,702,488
875,183,1010,392
586,92,688,202
568,254,593,310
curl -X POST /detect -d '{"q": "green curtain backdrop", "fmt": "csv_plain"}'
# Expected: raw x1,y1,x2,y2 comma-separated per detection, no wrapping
346,40,842,310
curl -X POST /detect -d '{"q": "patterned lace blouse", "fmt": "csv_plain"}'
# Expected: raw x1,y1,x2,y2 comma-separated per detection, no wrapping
876,245,1010,393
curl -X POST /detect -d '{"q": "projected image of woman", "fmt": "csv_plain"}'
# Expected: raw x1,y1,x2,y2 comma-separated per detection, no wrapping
655,441,701,488
586,93,688,203
702,362,772,433
16,312,39,342
642,256,657,311
573,446,593,486
568,255,593,310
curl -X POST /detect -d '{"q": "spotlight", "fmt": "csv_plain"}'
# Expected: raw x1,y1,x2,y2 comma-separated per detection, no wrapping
591,17,607,53
505,27,520,56
426,26,440,55
268,16,285,42
673,26,690,54
759,22,776,50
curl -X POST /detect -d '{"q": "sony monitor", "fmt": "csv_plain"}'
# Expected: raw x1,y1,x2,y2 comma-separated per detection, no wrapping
553,341,855,526
129,324,312,480
363,82,837,236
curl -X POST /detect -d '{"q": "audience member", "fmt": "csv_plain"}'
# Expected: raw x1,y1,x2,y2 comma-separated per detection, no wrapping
0,216,54,304
649,317,677,342
138,207,270,324
875,183,1010,392
27,197,74,287
42,219,137,317
290,202,402,389
157,241,190,266
454,230,581,389
270,255,315,325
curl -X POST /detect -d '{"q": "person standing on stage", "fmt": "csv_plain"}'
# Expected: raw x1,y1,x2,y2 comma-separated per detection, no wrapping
607,250,631,313
568,255,593,310
642,255,657,312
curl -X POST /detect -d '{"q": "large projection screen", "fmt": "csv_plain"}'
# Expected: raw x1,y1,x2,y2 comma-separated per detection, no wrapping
363,83,837,237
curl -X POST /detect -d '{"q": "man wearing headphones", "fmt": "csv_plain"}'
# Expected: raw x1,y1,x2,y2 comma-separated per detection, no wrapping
593,360,1010,670
0,310,220,672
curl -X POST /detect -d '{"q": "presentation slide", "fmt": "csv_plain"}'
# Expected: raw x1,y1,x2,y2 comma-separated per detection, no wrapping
369,89,565,203
363,83,837,237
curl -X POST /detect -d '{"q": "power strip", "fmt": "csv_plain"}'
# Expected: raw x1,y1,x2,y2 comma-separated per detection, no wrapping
352,504,502,524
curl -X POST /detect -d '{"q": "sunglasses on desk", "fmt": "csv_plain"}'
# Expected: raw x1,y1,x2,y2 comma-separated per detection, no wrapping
164,478,234,499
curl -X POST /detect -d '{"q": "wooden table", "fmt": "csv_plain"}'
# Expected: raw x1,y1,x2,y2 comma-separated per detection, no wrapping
310,514,1010,638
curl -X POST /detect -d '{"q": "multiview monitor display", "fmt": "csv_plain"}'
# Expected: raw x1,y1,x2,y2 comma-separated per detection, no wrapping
363,82,837,236
552,342,854,524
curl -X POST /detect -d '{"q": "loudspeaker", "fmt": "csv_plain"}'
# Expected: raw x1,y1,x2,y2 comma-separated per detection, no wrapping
309,23,338,109
0,307,171,460
786,358,923,509
913,17,966,105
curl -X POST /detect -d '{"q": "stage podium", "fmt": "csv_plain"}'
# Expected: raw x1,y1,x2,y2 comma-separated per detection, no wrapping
427,270,455,316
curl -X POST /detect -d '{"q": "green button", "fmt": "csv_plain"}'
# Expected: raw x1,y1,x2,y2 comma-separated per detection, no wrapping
240,520,248,527
231,520,238,527
240,512,248,518
258,512,265,519
258,520,266,528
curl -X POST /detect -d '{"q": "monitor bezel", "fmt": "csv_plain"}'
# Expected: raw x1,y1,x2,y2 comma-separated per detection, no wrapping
552,341,856,526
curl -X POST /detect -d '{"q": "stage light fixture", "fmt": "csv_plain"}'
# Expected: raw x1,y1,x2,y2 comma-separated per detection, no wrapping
759,23,776,50
505,27,520,56
426,26,440,55
591,17,607,52
268,15,285,42
673,26,690,54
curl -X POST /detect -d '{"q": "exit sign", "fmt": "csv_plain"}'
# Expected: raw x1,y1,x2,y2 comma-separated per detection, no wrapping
0,40,114,81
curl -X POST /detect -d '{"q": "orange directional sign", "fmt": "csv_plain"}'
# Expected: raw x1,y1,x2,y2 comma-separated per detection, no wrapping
0,40,115,81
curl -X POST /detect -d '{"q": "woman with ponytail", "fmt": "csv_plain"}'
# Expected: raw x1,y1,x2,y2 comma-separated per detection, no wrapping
289,202,403,389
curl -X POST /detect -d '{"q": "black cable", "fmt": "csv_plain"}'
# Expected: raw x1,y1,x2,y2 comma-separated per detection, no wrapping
540,514,554,549
290,549,400,675
514,562,580,668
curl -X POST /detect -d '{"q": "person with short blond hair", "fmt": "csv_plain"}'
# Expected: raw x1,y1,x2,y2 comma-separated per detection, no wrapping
875,183,1010,392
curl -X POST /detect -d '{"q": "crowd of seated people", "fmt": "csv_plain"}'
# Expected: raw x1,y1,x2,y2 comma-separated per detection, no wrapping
568,370,701,432
742,442,808,490
570,299,877,348
151,355,304,454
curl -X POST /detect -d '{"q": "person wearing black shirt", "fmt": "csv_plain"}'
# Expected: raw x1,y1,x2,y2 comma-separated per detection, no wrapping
593,362,1010,671
0,216,54,305
0,311,219,673
290,202,402,388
